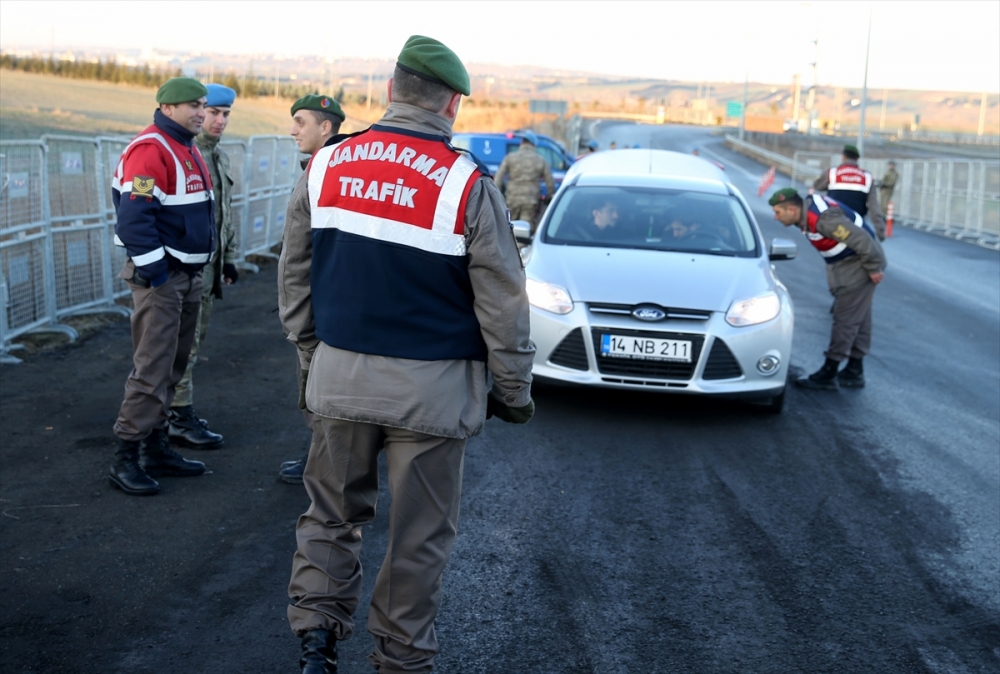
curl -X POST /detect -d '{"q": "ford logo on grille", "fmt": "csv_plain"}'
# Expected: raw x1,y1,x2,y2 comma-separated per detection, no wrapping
632,306,666,321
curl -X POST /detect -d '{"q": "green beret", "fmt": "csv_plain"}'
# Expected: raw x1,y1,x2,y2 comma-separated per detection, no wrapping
290,95,345,122
396,35,470,96
156,77,208,105
842,144,860,159
768,187,801,206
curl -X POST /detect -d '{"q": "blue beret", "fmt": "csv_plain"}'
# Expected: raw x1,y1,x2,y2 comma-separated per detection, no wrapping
521,131,538,146
205,84,236,108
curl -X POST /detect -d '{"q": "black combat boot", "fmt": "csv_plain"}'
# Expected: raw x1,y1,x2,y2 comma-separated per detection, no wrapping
140,428,206,478
300,629,337,674
279,455,308,485
167,405,224,449
837,357,865,388
109,439,160,495
795,358,841,390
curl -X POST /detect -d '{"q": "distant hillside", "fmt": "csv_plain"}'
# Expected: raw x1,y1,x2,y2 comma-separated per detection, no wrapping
2,67,996,140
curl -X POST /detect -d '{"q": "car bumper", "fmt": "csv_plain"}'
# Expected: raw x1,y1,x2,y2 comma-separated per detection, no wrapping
529,298,793,397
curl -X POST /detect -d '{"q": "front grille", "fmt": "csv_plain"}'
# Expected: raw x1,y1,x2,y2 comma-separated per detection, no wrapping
587,303,711,321
548,328,589,370
591,328,704,380
702,338,743,380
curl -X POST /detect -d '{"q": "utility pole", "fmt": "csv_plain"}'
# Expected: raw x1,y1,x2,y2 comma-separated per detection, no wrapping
857,4,872,157
792,73,802,129
807,34,819,135
740,66,748,141
879,88,887,132
979,89,988,137
367,59,373,112
274,62,280,98
208,56,214,84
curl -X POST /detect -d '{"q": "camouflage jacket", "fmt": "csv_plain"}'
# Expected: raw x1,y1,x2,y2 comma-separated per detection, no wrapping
195,133,237,299
494,145,555,204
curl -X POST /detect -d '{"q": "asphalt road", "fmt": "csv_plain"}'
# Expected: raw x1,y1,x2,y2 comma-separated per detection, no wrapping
1,124,998,674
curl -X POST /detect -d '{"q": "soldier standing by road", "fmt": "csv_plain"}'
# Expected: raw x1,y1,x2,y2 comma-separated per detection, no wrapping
282,35,535,674
108,78,214,495
770,187,887,391
168,83,239,450
878,160,898,213
493,131,554,233
276,93,345,486
813,144,886,240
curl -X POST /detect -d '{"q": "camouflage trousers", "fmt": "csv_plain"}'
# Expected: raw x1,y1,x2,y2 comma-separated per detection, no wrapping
508,199,541,232
172,263,215,409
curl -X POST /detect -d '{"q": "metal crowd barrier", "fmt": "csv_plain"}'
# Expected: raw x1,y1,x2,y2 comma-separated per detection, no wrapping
726,135,1000,251
1,133,303,363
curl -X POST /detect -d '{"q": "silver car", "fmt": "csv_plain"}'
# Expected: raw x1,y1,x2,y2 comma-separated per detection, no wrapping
515,149,795,413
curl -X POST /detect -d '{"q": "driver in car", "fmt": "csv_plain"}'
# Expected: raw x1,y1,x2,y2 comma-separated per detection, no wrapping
576,198,619,243
669,218,700,240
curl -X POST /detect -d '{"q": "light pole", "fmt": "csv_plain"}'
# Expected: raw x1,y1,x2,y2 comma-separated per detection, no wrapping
857,5,873,157
740,66,748,141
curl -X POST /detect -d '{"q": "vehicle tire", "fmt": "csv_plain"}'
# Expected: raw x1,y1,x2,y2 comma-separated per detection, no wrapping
745,388,785,414
757,389,785,414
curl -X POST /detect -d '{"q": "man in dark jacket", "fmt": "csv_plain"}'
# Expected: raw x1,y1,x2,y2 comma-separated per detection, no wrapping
109,77,214,495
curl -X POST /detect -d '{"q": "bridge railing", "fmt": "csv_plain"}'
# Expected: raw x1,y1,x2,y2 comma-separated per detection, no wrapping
726,135,1000,250
1,133,303,363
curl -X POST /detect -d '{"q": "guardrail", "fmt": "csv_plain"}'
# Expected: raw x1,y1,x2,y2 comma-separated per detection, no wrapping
724,135,1000,251
1,133,302,363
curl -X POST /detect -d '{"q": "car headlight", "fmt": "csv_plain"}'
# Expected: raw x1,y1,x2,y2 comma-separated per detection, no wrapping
526,278,573,315
725,291,780,327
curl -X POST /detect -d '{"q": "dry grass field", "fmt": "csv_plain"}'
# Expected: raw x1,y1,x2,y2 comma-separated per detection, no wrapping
1,71,541,141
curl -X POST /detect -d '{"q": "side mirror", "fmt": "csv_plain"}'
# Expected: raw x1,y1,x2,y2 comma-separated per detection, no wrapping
511,220,532,244
769,238,797,261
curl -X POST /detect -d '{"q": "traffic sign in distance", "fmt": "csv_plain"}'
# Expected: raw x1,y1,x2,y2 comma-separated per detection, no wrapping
726,101,744,118
530,100,568,115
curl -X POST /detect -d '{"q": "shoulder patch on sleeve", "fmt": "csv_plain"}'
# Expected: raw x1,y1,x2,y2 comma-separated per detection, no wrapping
132,176,155,195
832,224,851,241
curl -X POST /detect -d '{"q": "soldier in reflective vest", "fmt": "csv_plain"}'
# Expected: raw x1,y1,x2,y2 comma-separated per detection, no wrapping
771,187,887,390
276,93,346,486
813,143,886,240
168,83,241,449
282,36,534,674
108,78,215,496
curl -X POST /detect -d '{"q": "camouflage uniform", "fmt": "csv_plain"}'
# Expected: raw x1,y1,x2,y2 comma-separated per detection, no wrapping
172,133,237,408
494,144,554,231
878,166,898,213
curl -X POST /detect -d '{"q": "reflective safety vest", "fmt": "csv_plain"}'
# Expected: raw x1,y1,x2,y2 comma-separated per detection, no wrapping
308,124,488,362
805,194,877,264
825,163,873,216
112,123,215,273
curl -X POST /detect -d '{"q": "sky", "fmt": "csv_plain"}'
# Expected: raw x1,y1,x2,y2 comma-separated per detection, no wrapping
1,0,998,93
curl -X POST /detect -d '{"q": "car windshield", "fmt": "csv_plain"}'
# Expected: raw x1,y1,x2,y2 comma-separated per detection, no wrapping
542,185,759,257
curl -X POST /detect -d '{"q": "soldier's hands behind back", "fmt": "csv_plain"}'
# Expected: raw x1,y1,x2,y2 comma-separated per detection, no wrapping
486,393,535,424
223,263,239,285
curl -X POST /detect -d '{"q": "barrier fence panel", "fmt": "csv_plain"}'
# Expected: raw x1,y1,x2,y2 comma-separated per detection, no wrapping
221,139,248,264
96,137,132,297
2,133,302,359
1,141,54,360
42,135,118,316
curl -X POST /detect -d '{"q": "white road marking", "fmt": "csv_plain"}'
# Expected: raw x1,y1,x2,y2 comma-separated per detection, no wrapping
698,146,760,180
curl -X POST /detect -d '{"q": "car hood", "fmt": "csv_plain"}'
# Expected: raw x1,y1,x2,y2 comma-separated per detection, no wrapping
527,244,773,312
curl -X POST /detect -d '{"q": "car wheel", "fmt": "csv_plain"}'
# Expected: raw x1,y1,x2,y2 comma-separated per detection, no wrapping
747,389,785,414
